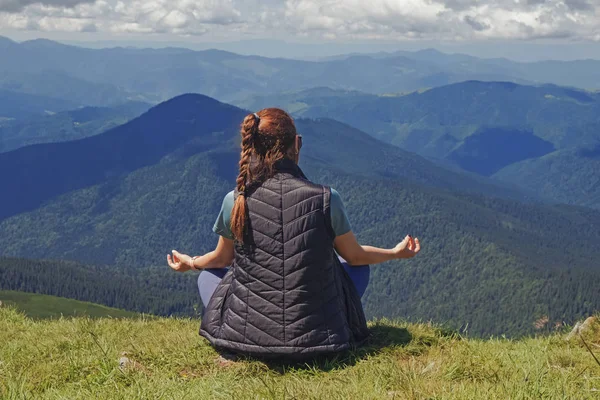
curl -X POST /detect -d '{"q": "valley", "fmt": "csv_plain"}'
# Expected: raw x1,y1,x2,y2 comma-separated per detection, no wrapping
240,81,600,209
1,93,599,337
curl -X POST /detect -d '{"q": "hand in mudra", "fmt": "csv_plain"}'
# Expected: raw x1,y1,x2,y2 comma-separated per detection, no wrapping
167,250,193,272
394,235,421,259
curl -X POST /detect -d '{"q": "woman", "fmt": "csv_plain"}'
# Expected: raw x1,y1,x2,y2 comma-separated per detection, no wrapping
168,108,421,359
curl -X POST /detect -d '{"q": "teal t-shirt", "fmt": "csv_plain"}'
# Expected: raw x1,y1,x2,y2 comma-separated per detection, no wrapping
213,189,352,240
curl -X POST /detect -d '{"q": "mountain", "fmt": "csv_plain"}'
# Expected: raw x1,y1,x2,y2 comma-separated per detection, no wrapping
3,36,600,107
0,90,80,120
318,165,600,337
0,102,151,153
0,93,526,224
0,35,16,49
241,81,600,152
1,93,600,337
0,38,138,105
494,146,600,210
0,94,246,222
240,81,600,209
0,70,135,107
349,48,600,89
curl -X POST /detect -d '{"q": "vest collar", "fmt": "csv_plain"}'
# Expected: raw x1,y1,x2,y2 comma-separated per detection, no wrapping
248,156,308,181
272,158,308,179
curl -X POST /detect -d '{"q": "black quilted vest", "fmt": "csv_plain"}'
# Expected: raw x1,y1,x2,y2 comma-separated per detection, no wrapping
200,159,370,359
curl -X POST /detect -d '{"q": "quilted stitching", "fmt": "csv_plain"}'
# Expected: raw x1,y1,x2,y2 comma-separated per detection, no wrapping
200,160,369,359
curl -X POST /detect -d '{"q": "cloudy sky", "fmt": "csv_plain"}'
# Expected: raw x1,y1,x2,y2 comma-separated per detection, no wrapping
1,0,600,59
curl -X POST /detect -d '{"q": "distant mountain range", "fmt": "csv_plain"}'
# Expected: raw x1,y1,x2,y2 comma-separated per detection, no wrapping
1,93,599,337
2,35,600,107
240,81,600,209
0,101,150,153
0,93,524,225
0,90,80,120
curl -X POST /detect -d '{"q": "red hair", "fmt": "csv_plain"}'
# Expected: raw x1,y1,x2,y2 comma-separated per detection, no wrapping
230,108,297,241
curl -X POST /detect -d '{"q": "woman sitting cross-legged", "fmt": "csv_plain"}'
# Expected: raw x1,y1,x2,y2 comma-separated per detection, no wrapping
168,108,421,360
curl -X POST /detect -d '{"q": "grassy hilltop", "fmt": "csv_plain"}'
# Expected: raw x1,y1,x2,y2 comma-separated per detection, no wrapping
1,306,600,399
0,291,139,319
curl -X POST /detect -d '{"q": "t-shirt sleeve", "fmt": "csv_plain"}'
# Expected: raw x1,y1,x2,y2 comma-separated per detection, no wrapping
212,191,235,240
330,188,352,237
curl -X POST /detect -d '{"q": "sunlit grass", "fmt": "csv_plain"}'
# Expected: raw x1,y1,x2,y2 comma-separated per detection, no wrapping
1,306,599,399
0,291,139,319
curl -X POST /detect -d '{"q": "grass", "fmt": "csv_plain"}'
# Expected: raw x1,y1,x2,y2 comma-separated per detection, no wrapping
1,306,599,399
0,291,138,319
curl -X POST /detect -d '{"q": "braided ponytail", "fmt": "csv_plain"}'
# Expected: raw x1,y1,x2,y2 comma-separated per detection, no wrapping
230,108,297,242
230,113,260,241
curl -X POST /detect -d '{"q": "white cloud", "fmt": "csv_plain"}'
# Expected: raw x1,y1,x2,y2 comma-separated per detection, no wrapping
282,0,600,40
0,0,242,35
0,0,94,13
0,0,599,40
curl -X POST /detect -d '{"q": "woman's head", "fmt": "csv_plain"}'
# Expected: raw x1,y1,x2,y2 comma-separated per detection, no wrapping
231,108,302,240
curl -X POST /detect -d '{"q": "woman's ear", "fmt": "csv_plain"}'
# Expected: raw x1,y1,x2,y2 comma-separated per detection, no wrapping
294,136,301,163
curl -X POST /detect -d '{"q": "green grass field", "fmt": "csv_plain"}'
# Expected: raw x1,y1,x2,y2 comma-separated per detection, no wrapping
0,291,138,319
1,306,599,399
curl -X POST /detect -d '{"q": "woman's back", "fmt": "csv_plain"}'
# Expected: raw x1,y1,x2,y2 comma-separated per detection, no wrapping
168,107,420,361
201,158,369,358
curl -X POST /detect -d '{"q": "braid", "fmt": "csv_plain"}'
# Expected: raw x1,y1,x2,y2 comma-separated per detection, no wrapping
230,113,260,241
229,108,297,242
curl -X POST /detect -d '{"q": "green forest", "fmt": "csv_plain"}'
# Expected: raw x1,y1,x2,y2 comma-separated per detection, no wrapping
0,258,200,317
1,94,600,338
241,82,600,209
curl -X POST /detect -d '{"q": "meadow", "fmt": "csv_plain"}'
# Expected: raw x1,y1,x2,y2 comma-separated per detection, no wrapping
1,305,599,399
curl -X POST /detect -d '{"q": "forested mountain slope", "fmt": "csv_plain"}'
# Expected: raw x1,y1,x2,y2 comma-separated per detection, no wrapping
0,94,525,223
493,146,600,210
0,94,599,336
240,81,600,209
241,81,600,153
0,90,80,120
0,102,150,153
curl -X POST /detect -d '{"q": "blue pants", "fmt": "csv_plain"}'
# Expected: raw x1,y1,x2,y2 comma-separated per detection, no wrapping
198,262,370,308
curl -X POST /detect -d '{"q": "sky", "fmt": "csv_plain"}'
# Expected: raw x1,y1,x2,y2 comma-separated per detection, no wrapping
1,0,600,60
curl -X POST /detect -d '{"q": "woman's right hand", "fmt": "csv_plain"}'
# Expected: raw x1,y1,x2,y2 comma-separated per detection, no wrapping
394,236,421,259
167,250,193,272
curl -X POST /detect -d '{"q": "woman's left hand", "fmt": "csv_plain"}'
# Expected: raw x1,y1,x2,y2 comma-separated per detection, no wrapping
167,250,193,272
393,236,421,259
